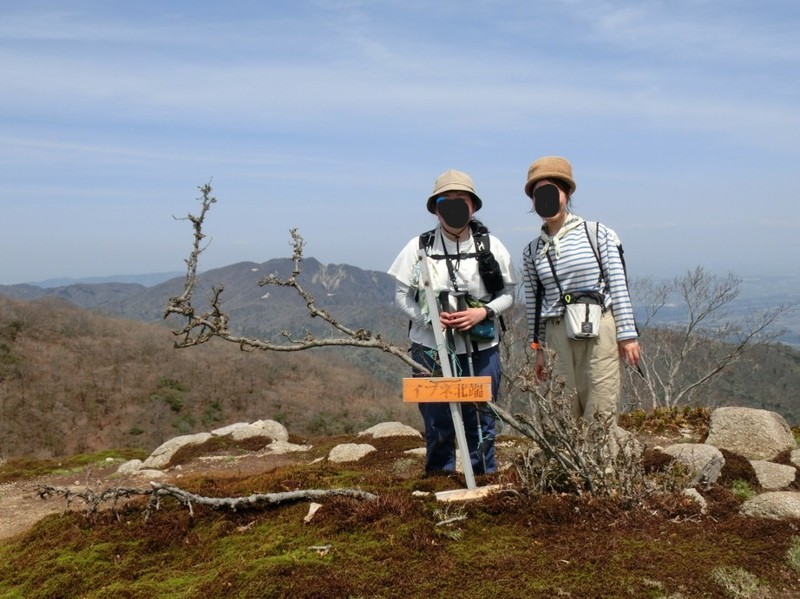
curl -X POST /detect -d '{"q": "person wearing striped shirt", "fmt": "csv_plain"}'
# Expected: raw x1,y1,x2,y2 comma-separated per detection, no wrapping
521,156,640,421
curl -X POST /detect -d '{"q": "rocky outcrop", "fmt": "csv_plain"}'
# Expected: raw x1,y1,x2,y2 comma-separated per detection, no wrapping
141,432,213,470
125,407,800,520
659,407,798,520
211,420,289,442
128,419,298,472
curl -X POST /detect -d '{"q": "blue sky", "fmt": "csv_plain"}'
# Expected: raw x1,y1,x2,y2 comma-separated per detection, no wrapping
1,0,798,285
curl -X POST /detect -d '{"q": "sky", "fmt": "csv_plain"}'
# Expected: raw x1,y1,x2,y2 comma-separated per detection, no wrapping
1,0,799,286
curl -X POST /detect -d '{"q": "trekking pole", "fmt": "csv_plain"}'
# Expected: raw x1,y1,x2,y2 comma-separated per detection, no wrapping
456,291,487,474
439,291,461,377
454,292,475,377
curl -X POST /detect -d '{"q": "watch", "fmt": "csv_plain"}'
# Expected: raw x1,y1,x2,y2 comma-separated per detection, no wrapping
484,305,495,320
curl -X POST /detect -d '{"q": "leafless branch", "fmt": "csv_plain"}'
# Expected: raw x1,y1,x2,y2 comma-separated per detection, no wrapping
163,183,429,375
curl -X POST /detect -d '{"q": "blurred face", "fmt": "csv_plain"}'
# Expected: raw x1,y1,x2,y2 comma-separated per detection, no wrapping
435,191,474,233
532,179,568,223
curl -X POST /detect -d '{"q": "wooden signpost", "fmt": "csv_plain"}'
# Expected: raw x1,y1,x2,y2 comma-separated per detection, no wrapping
402,377,492,403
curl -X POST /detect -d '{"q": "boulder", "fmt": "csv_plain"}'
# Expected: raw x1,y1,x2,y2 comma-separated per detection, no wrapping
263,440,312,455
663,443,725,482
327,443,376,463
682,488,708,514
116,459,143,475
740,491,800,520
359,422,422,439
704,407,795,460
791,449,800,468
142,432,213,470
212,420,289,442
749,460,797,490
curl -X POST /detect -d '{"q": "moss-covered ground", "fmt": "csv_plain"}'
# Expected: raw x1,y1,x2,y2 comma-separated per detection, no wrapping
1,433,799,598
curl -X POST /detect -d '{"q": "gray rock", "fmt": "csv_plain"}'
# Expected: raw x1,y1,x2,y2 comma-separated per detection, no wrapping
116,459,143,475
263,440,312,455
663,443,725,481
740,491,800,520
131,469,166,479
749,460,797,490
404,447,427,457
142,432,213,470
791,449,800,468
359,422,422,439
704,407,795,460
327,443,376,463
212,420,289,442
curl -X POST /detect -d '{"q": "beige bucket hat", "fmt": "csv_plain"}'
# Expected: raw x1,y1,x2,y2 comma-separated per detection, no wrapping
426,169,483,213
524,156,577,198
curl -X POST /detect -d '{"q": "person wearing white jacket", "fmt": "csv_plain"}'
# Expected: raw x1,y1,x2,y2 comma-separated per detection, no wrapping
389,169,515,474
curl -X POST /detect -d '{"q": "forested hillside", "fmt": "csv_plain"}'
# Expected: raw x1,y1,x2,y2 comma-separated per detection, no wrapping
0,295,417,459
2,263,799,460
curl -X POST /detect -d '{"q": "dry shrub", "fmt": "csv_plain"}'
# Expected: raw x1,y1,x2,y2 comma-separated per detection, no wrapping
717,449,760,489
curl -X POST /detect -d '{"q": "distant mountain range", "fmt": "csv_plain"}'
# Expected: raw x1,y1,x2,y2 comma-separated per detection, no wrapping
2,262,798,347
28,272,185,288
0,258,409,344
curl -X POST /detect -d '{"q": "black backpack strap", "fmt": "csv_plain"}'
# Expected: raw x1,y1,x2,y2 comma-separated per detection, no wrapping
470,220,491,253
526,239,545,345
418,228,436,253
544,249,564,297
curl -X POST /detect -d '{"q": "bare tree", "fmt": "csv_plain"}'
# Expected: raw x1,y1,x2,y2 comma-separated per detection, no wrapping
625,267,796,409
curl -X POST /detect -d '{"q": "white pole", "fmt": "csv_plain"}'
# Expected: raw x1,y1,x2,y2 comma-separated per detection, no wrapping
416,249,476,489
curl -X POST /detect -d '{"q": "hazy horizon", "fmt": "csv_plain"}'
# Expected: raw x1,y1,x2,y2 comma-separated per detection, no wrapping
2,2,798,285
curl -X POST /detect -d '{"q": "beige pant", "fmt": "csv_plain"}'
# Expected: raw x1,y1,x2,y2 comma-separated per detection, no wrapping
545,311,620,421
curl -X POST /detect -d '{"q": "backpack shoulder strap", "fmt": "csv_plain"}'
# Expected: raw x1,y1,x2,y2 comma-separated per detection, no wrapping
525,238,545,345
470,221,491,253
584,221,605,283
418,228,437,254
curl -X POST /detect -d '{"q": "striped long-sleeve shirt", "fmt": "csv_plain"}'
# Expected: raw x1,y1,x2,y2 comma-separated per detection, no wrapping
521,217,638,345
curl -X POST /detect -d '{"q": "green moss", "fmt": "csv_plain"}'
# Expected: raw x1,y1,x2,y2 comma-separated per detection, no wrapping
731,479,755,501
1,452,797,597
0,449,149,483
786,536,800,574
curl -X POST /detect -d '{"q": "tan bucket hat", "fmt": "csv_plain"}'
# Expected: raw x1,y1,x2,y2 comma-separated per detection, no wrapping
524,156,576,197
427,169,483,213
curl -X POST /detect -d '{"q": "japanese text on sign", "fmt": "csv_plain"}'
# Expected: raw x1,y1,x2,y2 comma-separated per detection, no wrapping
402,376,492,403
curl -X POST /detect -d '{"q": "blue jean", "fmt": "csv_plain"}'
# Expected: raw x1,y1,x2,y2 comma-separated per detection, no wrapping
410,343,500,475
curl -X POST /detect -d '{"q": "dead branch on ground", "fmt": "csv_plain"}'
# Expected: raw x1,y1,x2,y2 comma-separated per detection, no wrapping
37,482,377,521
